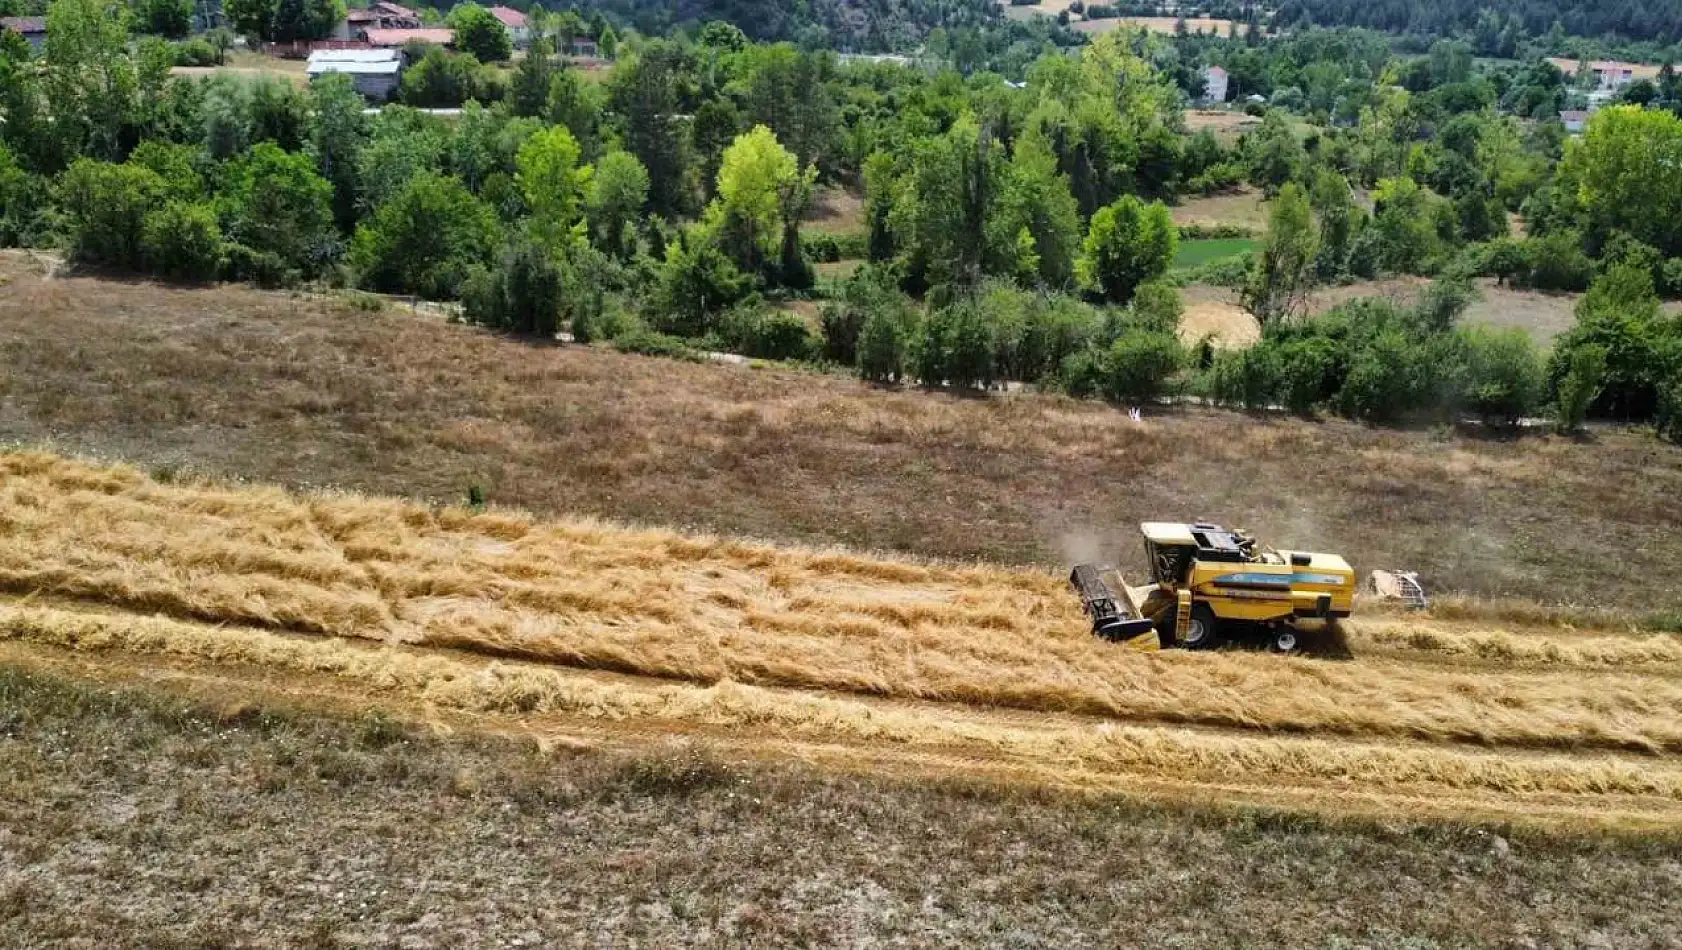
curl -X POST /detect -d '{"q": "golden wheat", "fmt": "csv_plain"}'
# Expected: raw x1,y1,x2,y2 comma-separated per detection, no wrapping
6,451,1682,756
7,598,1682,815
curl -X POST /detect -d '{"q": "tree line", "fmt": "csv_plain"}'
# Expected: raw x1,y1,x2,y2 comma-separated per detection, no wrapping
1,0,1680,438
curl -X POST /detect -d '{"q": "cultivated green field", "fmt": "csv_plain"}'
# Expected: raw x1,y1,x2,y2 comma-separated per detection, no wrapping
1174,237,1258,267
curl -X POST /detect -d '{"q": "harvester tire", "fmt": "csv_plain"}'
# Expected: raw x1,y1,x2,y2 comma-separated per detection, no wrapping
1180,604,1219,650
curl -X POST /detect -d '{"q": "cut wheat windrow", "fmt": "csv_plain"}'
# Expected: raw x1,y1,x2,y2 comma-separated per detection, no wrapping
4,450,1682,828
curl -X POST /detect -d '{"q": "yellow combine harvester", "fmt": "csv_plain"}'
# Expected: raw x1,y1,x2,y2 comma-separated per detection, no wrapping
1069,522,1356,654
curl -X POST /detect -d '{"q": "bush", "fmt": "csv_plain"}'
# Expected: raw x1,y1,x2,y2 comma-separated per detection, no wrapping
1453,326,1545,425
857,308,911,383
221,242,289,288
1525,231,1593,292
461,234,563,337
914,299,995,390
1209,345,1281,410
350,173,502,301
171,38,218,67
1336,327,1435,422
1102,330,1184,404
58,159,164,270
647,233,751,338
612,326,703,361
820,265,908,365
718,306,816,361
141,201,222,282
1555,344,1606,434
571,302,639,344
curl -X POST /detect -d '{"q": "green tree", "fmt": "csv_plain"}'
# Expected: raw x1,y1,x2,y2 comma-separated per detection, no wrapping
350,172,501,300
125,140,202,201
45,0,141,161
401,48,491,108
448,3,512,63
141,200,223,281
992,133,1082,288
1103,330,1184,404
1244,111,1307,196
509,38,558,117
224,0,343,42
609,42,694,218
219,142,334,275
735,44,838,171
585,149,648,258
462,230,562,336
308,73,369,231
515,124,590,247
134,0,191,37
1243,181,1320,326
1077,195,1176,304
857,307,910,383
890,115,1000,291
58,158,163,268
1554,344,1606,434
1559,107,1682,257
1549,264,1670,420
646,229,750,337
1454,326,1544,425
709,125,812,281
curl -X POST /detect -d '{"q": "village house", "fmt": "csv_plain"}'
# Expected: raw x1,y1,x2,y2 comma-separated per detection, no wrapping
488,6,530,49
1202,65,1229,104
0,16,46,51
331,1,422,41
363,27,455,49
307,48,405,100
1547,57,1662,91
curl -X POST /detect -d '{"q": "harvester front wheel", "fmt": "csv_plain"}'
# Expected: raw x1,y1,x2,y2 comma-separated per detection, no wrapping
1180,604,1219,650
1272,628,1299,653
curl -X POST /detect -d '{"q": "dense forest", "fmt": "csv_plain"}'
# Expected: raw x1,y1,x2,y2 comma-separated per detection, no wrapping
1271,0,1682,48
2,0,1681,437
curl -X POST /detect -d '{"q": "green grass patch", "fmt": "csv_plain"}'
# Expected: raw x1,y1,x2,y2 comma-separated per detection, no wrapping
1174,237,1258,268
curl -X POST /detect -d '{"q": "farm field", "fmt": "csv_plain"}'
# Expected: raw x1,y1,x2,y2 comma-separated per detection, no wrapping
3,255,1681,613
1171,186,1271,231
5,263,1682,944
1173,236,1257,267
7,450,1682,838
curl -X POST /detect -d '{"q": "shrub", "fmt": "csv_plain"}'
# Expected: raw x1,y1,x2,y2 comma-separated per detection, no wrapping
647,234,751,338
1102,330,1184,404
719,306,816,361
1337,327,1434,422
220,242,288,288
571,301,639,345
612,326,703,361
141,201,222,282
1454,326,1545,425
821,265,910,365
913,300,995,389
1554,344,1606,434
462,234,563,337
1209,346,1281,410
857,308,911,383
171,38,218,67
58,159,164,270
1525,231,1592,292
350,173,502,300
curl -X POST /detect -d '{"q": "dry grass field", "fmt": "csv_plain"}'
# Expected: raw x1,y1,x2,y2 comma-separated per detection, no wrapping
1171,186,1270,231
6,664,1680,949
3,257,1680,616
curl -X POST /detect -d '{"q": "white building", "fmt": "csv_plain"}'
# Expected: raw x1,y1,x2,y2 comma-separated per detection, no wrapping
488,6,530,49
307,48,405,101
1202,65,1230,104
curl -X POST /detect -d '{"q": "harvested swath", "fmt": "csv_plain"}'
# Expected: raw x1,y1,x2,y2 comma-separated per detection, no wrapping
7,451,1682,754
6,599,1682,817
1349,617,1682,670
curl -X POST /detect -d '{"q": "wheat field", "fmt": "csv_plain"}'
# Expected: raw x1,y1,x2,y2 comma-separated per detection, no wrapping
4,450,1682,828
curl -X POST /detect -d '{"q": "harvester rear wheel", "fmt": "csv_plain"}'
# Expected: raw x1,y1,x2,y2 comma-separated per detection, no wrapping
1179,604,1219,650
1272,628,1299,653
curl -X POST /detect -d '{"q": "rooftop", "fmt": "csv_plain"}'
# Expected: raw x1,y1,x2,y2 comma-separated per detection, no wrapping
1,16,46,33
488,5,526,28
363,28,454,47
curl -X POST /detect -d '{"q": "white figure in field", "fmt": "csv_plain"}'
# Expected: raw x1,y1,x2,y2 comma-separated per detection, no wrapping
1129,407,1142,423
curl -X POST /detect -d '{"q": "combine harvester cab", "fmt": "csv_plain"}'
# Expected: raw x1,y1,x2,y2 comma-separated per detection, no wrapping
1072,522,1356,653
